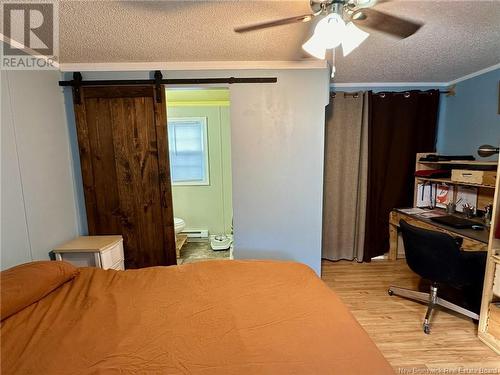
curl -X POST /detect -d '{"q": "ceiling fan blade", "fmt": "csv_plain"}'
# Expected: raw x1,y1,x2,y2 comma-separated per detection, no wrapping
351,8,422,39
234,14,315,33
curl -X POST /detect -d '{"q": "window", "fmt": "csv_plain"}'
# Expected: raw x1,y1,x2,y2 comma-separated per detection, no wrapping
168,117,209,185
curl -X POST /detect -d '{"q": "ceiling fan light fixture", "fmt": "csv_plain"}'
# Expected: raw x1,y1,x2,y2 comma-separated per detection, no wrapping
318,13,345,49
302,12,368,61
302,36,327,59
341,22,370,57
302,13,345,58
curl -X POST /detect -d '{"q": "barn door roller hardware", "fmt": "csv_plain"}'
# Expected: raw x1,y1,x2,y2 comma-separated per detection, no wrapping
59,71,278,104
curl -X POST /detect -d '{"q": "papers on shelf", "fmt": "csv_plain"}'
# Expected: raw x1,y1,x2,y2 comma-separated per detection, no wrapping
416,183,435,208
417,182,455,209
436,184,453,208
455,186,478,212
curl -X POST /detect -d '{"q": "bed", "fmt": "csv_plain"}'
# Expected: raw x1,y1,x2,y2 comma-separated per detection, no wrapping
1,260,394,374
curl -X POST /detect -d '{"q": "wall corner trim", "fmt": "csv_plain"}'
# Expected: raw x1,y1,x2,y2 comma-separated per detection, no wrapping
330,82,449,89
330,63,500,89
447,63,500,86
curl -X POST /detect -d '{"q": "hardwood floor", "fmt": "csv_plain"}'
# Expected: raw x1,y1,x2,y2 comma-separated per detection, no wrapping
321,259,500,372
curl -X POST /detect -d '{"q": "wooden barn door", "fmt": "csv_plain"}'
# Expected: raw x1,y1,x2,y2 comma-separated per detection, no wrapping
73,85,176,268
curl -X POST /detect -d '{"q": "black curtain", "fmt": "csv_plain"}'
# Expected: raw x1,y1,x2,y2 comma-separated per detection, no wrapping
363,90,440,262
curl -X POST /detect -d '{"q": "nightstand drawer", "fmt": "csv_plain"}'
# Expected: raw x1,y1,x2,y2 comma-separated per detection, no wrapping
101,241,124,269
53,236,123,270
56,252,98,268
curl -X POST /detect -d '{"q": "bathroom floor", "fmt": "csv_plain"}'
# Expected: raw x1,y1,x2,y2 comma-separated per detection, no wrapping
177,240,231,265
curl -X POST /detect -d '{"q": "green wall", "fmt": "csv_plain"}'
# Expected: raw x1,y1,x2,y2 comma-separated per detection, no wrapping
167,89,232,235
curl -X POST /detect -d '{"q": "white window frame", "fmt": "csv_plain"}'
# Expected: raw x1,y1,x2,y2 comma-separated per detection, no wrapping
168,117,210,186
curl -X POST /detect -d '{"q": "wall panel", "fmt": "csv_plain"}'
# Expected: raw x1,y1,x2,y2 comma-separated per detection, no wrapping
1,73,31,269
1,71,79,269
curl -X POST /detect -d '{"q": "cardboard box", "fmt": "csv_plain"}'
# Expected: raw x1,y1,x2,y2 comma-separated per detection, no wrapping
451,169,496,186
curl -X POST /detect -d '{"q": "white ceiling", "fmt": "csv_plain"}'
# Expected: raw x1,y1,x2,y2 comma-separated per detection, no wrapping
59,0,500,83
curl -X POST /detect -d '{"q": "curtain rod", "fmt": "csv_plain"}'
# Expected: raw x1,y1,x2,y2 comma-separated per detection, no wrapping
330,88,455,98
59,71,278,104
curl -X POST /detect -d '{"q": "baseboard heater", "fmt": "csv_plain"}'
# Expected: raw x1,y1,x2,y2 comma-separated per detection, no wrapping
182,229,209,239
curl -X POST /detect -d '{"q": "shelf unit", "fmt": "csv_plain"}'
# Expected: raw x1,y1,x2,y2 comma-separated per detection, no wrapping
418,160,498,167
415,177,496,190
414,153,497,210
492,238,500,253
478,153,500,354
491,254,500,265
175,234,188,259
415,153,500,353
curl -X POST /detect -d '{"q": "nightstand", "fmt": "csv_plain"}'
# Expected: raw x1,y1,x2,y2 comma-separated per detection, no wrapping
53,236,125,270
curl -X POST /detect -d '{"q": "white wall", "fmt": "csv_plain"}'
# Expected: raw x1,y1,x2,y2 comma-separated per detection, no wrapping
63,68,329,274
1,71,79,269
230,70,329,274
1,73,31,268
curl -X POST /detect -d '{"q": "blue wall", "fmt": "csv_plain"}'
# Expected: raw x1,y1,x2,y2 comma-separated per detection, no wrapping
437,68,500,158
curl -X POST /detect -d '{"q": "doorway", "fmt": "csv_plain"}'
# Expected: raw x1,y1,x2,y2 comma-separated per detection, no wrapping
166,88,233,264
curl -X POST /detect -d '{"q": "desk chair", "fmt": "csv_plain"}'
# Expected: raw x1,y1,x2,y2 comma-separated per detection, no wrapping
388,220,487,334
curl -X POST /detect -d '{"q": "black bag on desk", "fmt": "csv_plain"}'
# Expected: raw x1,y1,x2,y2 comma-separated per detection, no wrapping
414,169,452,179
419,154,475,162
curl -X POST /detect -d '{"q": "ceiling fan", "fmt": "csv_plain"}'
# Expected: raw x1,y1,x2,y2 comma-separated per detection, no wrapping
234,0,423,73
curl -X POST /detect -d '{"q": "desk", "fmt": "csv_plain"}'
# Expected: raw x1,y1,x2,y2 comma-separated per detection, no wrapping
388,209,489,260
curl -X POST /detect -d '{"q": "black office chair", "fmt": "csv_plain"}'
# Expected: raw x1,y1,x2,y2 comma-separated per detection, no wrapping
388,220,487,334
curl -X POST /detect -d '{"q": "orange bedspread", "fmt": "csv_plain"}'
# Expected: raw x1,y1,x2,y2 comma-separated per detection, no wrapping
1,260,393,374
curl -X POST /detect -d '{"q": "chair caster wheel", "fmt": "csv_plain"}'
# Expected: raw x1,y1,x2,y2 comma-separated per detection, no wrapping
423,324,430,334
388,289,394,296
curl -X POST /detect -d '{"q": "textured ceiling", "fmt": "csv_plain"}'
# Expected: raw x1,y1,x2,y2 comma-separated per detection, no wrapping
59,0,500,82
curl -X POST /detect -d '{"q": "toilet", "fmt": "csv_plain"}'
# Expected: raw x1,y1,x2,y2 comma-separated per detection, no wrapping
174,217,185,235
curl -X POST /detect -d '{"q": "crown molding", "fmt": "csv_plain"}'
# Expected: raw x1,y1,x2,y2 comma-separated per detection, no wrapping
447,62,500,86
331,63,500,89
58,60,329,72
330,82,448,88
